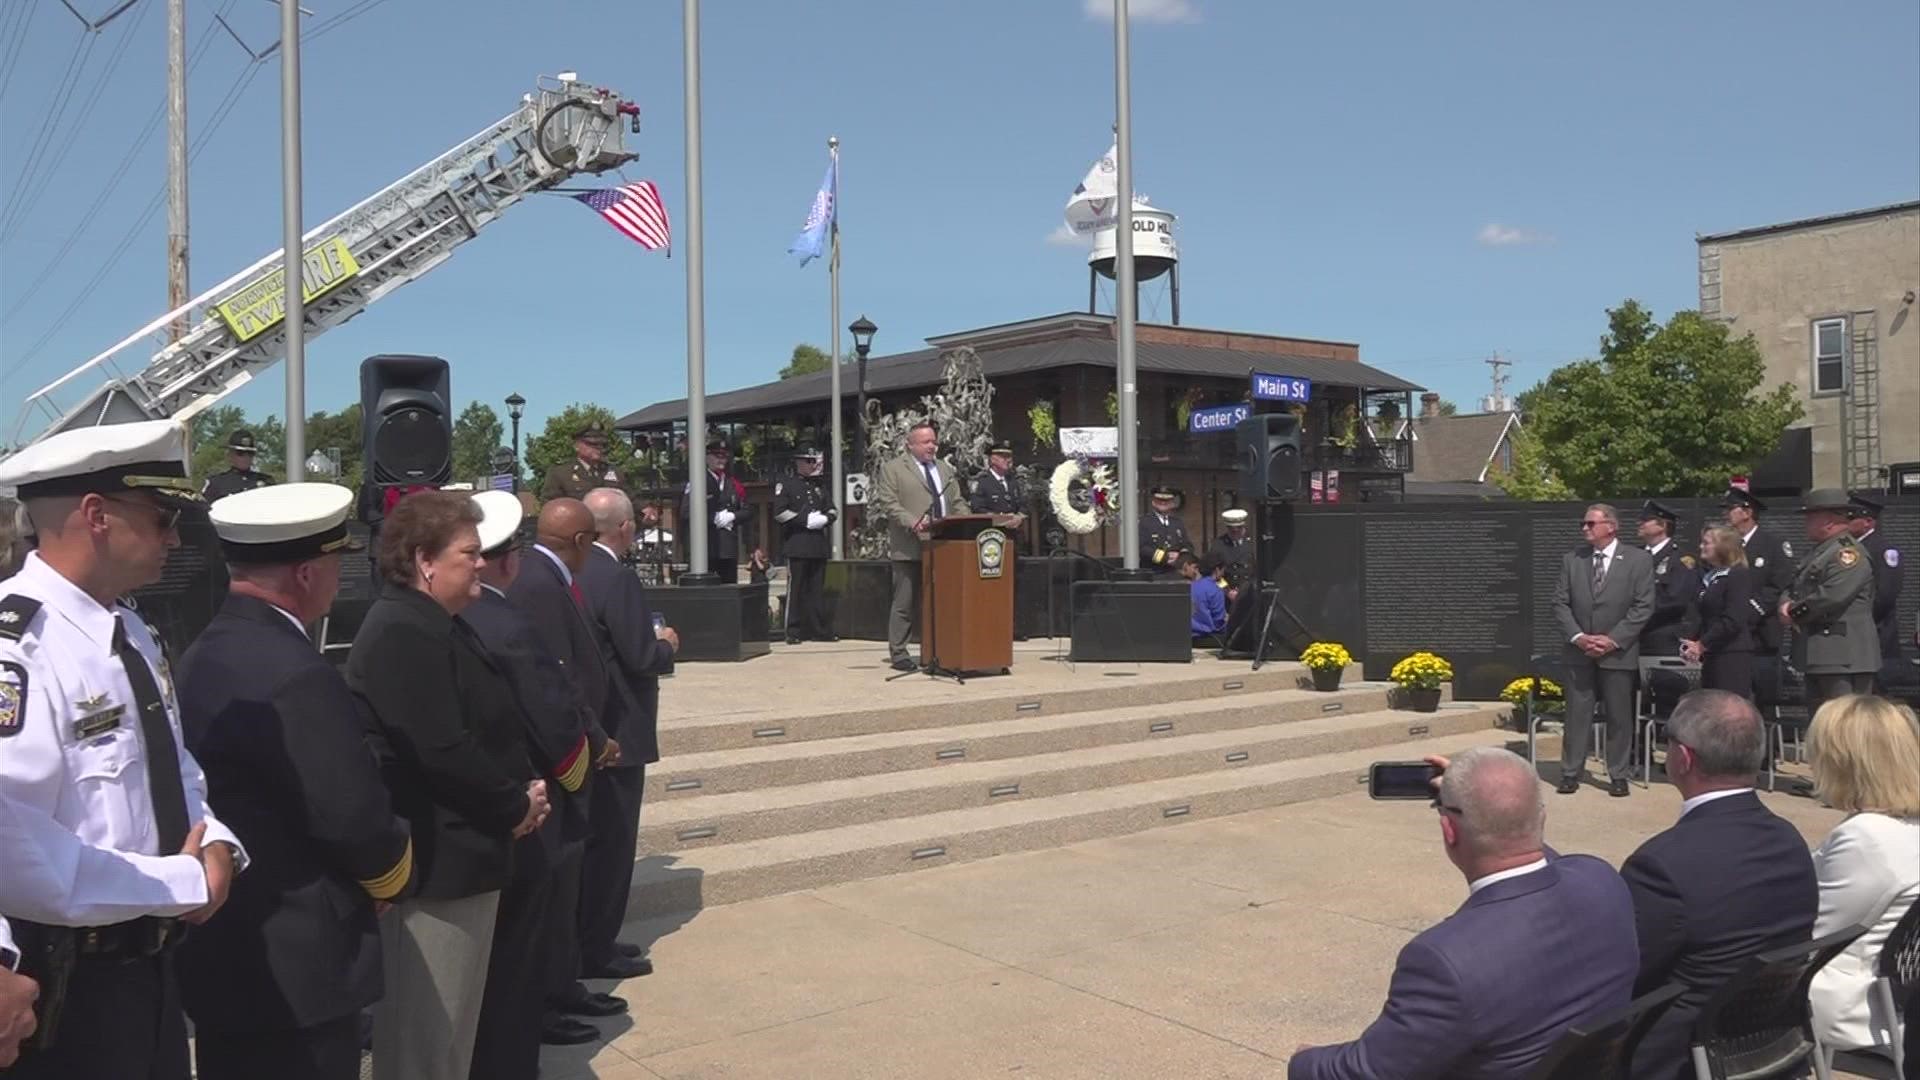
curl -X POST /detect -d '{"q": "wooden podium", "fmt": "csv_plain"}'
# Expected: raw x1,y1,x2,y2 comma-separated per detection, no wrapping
920,514,1016,676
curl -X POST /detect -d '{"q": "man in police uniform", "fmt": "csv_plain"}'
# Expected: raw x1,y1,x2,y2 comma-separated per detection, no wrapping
1725,488,1794,702
970,443,1026,520
173,483,411,1080
773,449,837,644
1205,508,1255,601
0,419,248,1079
1781,489,1879,716
681,439,747,583
1847,491,1905,691
1141,485,1192,574
540,425,626,503
200,428,274,503
1635,499,1699,657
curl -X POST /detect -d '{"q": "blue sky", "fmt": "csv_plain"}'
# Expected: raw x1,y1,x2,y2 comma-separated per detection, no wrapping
2,0,1916,444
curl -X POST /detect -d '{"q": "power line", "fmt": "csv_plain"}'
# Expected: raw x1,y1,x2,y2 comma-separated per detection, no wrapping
0,0,40,104
0,30,97,239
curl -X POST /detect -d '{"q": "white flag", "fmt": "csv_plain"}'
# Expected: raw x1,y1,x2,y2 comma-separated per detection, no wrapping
1064,142,1148,236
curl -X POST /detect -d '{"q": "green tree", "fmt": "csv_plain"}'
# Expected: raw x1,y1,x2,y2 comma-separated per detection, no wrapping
1491,423,1572,501
186,406,288,483
1523,299,1803,499
524,404,639,493
779,343,832,380
451,401,505,484
303,404,364,490
1436,399,1459,417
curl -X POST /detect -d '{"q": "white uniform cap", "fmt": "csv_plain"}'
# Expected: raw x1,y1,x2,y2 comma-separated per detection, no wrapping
210,482,362,562
0,419,205,511
1220,508,1249,525
471,489,524,555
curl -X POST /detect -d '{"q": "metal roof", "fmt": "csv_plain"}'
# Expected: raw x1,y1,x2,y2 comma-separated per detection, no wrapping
615,331,1423,430
1696,199,1920,244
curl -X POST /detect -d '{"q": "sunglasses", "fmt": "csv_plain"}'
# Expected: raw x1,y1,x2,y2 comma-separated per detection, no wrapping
103,494,182,533
1580,520,1609,529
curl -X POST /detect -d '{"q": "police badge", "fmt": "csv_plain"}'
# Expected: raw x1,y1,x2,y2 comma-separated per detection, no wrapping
0,660,26,738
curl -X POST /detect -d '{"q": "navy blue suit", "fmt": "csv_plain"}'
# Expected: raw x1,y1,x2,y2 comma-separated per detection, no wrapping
1289,854,1638,1080
575,542,674,967
1623,790,1818,1080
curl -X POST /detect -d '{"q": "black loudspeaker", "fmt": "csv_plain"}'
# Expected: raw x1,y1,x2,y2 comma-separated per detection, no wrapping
1235,413,1301,501
359,355,452,487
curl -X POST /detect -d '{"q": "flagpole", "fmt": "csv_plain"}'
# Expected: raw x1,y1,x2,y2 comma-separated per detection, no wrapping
681,0,712,581
828,135,844,560
1113,0,1141,573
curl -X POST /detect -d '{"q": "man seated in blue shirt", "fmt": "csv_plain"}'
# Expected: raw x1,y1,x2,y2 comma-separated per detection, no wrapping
1183,552,1229,639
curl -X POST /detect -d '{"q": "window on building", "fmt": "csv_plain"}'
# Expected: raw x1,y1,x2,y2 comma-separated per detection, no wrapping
1812,317,1848,394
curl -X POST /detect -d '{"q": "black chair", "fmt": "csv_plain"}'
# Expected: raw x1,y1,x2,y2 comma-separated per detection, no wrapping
1818,898,1920,1075
1689,925,1866,1080
1637,658,1702,788
1525,983,1682,1079
1525,653,1574,767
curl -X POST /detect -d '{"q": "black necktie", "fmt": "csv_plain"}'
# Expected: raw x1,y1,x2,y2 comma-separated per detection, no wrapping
114,616,190,851
922,463,944,520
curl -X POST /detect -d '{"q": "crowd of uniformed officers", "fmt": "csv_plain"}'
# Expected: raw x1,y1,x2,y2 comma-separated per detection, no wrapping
0,419,679,1080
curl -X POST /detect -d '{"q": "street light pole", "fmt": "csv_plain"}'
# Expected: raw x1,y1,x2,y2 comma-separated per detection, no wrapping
1112,0,1141,573
850,315,876,476
505,392,525,492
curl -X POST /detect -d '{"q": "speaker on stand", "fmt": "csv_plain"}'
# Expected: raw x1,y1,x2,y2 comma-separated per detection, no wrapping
1224,413,1314,666
357,354,453,529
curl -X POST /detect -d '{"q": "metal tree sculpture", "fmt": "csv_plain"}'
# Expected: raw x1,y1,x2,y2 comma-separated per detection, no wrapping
851,346,996,559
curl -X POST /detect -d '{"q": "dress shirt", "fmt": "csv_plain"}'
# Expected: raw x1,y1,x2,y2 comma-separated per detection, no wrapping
0,554,245,925
269,602,309,640
1680,787,1754,819
532,543,573,586
920,459,945,517
1468,857,1550,895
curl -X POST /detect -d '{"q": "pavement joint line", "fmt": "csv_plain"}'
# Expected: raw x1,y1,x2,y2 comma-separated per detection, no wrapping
1003,955,1289,1064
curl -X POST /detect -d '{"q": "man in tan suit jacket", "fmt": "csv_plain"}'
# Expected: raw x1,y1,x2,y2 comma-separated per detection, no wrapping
869,421,970,671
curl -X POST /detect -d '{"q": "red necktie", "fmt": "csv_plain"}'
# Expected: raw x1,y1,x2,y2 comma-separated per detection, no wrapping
569,580,586,610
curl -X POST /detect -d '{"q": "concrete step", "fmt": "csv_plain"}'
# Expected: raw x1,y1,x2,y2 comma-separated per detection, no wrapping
646,682,1419,801
655,662,1343,756
643,703,1499,852
626,720,1511,918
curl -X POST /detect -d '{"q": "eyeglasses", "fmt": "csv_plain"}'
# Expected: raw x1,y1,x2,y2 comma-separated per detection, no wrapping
102,494,181,533
1434,800,1464,815
1580,520,1609,529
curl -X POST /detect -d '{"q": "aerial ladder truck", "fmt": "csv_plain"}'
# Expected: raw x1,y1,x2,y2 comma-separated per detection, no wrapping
6,74,641,453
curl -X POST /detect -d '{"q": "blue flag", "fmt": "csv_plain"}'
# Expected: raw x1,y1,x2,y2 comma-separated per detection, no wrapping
788,158,837,266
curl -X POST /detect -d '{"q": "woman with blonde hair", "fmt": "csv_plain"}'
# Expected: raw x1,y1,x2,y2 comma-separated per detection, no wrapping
1681,526,1756,696
1805,694,1920,1063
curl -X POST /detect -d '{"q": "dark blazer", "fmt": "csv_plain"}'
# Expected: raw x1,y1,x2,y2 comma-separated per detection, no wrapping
174,594,413,1034
1551,541,1656,670
505,547,610,724
1741,525,1795,652
579,542,672,766
345,584,532,900
1289,854,1639,1080
1857,529,1904,663
461,586,598,844
680,469,747,563
1641,540,1701,656
1688,566,1756,657
1623,791,1819,1080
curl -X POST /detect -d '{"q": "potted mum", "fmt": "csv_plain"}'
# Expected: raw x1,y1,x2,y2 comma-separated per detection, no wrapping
1500,675,1564,730
1390,651,1453,713
1299,642,1352,692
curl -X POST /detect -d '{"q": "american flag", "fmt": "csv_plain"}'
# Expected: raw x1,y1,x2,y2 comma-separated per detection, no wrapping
570,181,671,252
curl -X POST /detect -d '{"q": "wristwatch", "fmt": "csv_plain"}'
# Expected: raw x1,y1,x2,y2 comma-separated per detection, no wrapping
0,943,20,973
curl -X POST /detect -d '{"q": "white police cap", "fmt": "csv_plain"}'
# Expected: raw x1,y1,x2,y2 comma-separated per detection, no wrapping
0,419,205,512
1220,508,1249,525
471,490,523,556
210,482,362,562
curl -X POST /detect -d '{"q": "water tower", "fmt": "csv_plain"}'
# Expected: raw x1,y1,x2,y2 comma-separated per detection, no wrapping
1088,204,1181,324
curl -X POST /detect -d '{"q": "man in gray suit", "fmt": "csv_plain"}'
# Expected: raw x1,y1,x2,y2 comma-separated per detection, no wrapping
1551,503,1656,797
868,421,970,672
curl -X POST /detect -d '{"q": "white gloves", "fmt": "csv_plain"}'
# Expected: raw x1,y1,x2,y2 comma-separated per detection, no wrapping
805,511,829,530
714,509,736,528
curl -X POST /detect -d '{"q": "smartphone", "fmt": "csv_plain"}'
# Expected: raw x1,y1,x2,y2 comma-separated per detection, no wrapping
651,613,666,635
1369,761,1441,800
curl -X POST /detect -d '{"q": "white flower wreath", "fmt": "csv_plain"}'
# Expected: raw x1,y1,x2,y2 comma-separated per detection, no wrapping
1048,458,1119,535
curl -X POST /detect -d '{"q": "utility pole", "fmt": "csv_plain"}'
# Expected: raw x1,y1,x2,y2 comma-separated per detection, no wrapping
166,0,189,340
1484,351,1512,412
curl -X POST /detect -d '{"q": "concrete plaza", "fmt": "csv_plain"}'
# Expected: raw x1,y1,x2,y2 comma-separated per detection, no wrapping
541,765,1893,1079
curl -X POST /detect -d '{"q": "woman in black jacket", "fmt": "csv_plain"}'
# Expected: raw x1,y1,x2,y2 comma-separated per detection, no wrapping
1682,525,1757,697
346,491,549,1080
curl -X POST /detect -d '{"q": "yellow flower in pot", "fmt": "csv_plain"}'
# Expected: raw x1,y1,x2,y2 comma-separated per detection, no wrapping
1390,651,1453,712
1300,642,1352,692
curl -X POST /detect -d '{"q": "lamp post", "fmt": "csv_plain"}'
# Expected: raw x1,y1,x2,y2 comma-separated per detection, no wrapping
849,315,877,475
504,392,525,491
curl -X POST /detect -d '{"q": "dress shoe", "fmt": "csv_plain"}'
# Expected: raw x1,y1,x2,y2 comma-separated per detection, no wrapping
1556,775,1581,795
616,942,646,959
1609,778,1630,798
540,1015,600,1046
556,989,628,1018
584,953,653,980
890,656,918,672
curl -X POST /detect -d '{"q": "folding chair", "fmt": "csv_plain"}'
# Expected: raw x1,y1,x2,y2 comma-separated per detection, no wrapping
1638,658,1701,789
1816,898,1920,1077
1525,653,1573,768
1525,983,1682,1079
1689,924,1865,1080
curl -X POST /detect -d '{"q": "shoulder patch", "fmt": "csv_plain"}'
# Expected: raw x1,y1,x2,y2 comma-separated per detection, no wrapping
1887,548,1900,568
1781,540,1794,558
0,659,26,738
1680,555,1696,567
0,595,43,642
1838,547,1858,567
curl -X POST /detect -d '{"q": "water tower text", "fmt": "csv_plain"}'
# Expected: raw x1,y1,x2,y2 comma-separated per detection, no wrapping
1250,373,1312,403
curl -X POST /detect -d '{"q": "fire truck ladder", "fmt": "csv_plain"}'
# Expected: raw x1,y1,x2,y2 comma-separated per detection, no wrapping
8,74,639,450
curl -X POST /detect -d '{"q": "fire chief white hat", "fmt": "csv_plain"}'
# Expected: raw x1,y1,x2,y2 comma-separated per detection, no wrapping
471,489,524,556
210,483,362,562
0,419,206,514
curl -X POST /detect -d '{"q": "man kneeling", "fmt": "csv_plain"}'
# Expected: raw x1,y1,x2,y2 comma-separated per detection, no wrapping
1290,748,1638,1079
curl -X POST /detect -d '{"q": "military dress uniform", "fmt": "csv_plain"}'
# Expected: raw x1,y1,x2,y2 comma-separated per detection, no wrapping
1785,490,1880,715
0,420,248,1080
1727,489,1796,705
539,458,625,503
1141,486,1192,573
773,451,837,643
172,483,411,1080
969,447,1027,638
1637,501,1700,657
1849,492,1906,691
681,447,747,583
1205,508,1255,595
200,430,274,504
